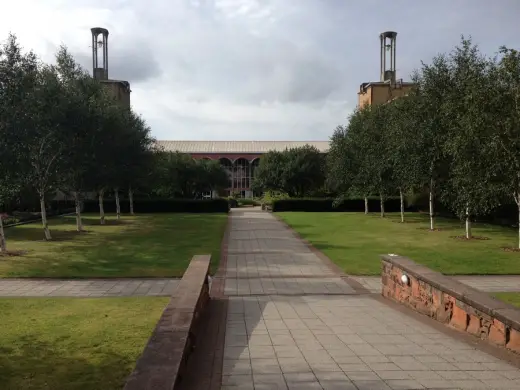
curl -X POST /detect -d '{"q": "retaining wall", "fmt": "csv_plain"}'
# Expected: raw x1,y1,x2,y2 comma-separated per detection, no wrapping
123,254,211,390
381,254,520,354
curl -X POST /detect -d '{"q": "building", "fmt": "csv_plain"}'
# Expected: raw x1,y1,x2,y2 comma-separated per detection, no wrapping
157,140,329,198
91,27,131,108
358,31,414,108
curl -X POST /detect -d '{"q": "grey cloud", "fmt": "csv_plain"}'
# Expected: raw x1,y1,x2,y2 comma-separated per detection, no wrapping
74,36,162,84
14,0,520,142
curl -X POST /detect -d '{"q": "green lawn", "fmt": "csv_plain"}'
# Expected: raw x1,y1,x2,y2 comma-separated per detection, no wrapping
0,297,168,390
0,213,227,278
494,292,520,308
277,212,520,275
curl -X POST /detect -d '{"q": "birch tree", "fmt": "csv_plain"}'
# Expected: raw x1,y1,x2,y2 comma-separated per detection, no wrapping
0,36,67,240
386,95,422,223
493,46,520,248
441,38,501,239
340,108,377,213
112,110,155,217
86,96,124,224
54,46,106,231
412,55,453,230
0,34,40,248
24,65,71,240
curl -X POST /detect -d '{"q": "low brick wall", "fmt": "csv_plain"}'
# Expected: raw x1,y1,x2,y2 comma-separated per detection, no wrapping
123,255,211,390
381,254,520,354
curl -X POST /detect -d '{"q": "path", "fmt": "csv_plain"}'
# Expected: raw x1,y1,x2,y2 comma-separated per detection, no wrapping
219,209,520,390
0,278,179,297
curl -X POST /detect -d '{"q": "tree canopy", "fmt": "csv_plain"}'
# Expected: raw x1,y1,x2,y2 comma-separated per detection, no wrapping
252,145,325,197
327,36,520,248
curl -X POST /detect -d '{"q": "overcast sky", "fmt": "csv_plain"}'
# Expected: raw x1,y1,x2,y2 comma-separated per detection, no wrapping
1,0,519,141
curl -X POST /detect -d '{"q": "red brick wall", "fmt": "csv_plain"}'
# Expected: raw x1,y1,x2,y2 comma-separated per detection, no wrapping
190,153,262,162
381,255,520,354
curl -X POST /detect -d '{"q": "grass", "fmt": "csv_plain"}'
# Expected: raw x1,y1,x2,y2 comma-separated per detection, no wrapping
493,292,520,308
0,213,228,278
277,212,520,275
0,297,168,390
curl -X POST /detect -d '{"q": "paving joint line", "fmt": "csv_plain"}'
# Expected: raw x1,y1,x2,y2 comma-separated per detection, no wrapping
222,275,341,279
223,292,366,297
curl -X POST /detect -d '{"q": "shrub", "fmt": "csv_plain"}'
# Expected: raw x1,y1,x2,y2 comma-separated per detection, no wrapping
81,198,229,213
271,197,416,212
260,191,290,205
238,198,256,206
227,198,238,208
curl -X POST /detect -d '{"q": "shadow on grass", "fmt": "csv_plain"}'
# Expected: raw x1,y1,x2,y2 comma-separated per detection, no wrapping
3,213,227,278
6,228,88,242
0,336,134,390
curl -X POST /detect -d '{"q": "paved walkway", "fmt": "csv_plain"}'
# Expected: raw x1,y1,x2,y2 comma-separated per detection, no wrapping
0,278,179,297
352,276,520,294
220,209,520,390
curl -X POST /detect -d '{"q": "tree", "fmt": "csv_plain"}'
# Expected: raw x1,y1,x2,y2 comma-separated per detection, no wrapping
195,159,229,196
85,94,127,225
493,46,520,248
363,104,395,217
0,34,40,250
54,46,106,231
412,54,454,230
22,64,74,240
151,152,229,199
109,110,156,217
386,95,422,222
441,37,502,238
253,145,325,197
251,151,286,194
118,112,156,215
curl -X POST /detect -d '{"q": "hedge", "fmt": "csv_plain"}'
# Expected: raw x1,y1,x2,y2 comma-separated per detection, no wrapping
271,197,416,212
80,198,229,213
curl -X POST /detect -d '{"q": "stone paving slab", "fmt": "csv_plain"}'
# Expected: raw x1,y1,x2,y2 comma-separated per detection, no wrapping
352,276,520,294
223,295,520,390
219,209,520,390
0,278,180,297
224,277,355,296
226,253,335,278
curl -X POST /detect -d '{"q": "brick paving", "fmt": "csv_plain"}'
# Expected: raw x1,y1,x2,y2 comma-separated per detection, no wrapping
0,278,179,297
220,209,520,390
352,275,520,294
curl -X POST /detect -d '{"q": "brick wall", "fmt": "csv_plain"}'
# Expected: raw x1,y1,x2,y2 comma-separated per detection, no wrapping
381,254,520,354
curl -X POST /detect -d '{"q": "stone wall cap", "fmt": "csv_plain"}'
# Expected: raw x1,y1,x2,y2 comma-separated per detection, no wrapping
494,308,520,331
461,290,510,318
123,254,211,390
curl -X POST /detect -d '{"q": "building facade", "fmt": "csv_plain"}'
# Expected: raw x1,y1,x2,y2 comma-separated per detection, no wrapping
157,141,329,198
358,31,415,108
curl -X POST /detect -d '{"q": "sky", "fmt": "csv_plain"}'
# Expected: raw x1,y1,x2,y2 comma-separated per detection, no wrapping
1,0,519,141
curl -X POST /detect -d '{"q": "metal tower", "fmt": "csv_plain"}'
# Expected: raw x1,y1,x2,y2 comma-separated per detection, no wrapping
380,31,397,84
91,27,109,80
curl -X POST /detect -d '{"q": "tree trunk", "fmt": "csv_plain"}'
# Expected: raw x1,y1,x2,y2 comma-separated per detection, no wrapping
129,187,134,215
465,205,472,239
515,189,520,249
40,194,52,240
98,189,105,225
399,188,405,223
429,179,435,230
74,191,83,232
115,188,121,220
0,214,6,252
364,197,369,215
380,193,385,218
518,194,520,249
